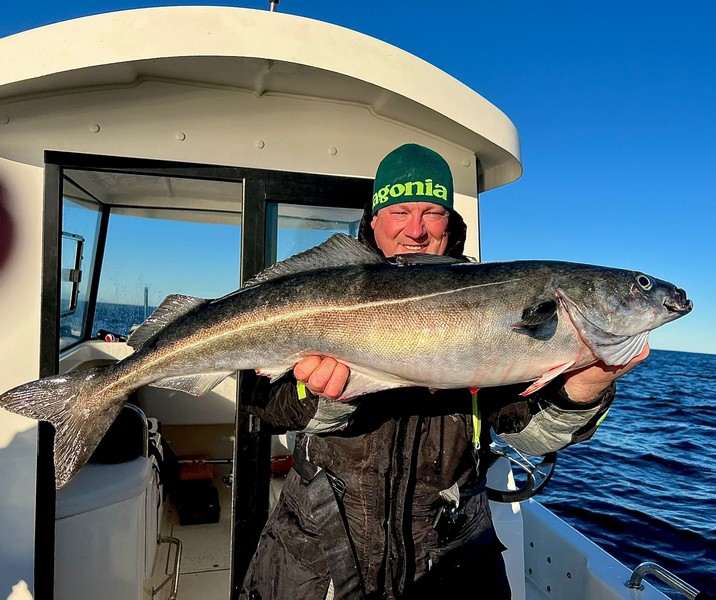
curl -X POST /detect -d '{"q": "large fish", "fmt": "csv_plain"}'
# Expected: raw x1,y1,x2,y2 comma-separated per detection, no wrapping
0,234,692,487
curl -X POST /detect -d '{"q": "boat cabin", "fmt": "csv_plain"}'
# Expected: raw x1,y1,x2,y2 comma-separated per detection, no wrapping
0,6,672,600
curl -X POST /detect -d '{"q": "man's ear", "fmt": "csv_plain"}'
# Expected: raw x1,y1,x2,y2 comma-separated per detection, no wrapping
370,214,378,230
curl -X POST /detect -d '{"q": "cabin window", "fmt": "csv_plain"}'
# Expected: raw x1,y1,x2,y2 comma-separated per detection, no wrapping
95,208,242,341
57,168,244,349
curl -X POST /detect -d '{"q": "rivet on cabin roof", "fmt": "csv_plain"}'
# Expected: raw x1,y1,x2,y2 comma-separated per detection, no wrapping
176,132,187,141
463,159,472,167
89,124,101,133
0,115,9,125
328,146,338,156
256,139,266,149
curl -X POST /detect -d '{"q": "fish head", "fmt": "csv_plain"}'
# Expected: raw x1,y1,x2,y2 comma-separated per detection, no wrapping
556,267,692,366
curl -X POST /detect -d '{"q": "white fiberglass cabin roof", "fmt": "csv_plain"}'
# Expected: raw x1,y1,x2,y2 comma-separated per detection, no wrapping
0,6,521,191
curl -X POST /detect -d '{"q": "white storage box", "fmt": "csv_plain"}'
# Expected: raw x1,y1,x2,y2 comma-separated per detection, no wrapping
55,457,160,600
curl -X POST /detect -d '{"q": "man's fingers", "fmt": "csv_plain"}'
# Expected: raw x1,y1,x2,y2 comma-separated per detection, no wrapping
293,356,350,399
307,357,340,396
293,355,323,382
323,362,350,400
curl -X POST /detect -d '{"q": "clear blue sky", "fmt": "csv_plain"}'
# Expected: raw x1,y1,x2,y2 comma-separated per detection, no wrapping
3,1,714,355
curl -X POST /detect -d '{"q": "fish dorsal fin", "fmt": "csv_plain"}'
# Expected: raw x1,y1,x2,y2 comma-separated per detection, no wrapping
393,254,465,266
244,233,383,288
127,294,209,349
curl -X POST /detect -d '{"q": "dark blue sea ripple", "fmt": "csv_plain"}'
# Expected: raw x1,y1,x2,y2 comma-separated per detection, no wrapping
539,350,716,595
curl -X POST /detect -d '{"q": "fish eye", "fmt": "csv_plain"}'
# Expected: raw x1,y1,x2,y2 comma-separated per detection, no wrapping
636,274,653,290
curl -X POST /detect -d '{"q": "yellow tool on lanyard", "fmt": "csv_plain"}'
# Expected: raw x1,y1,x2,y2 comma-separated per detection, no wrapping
470,387,481,451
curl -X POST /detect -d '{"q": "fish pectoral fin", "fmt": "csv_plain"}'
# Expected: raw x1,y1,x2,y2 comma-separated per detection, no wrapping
513,300,558,331
150,372,234,396
335,368,413,401
128,294,209,349
519,361,576,397
256,364,294,383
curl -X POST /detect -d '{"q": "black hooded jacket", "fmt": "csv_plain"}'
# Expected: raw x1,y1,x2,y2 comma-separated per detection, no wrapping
241,204,615,599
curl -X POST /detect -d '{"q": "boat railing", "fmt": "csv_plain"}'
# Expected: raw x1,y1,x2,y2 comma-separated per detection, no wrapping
626,561,712,600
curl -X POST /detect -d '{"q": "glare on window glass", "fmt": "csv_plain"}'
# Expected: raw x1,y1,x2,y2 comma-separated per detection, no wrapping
273,204,362,263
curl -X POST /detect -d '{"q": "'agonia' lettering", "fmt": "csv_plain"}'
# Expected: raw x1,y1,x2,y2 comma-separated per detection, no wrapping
372,179,448,209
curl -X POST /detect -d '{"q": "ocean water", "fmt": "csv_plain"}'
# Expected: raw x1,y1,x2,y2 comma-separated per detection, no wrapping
94,305,714,594
539,349,716,595
93,301,156,339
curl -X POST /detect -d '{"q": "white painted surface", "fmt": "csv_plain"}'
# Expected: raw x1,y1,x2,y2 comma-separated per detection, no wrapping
0,7,520,191
0,157,42,599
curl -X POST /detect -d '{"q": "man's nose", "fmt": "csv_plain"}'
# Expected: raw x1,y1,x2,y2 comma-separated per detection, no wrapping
404,213,426,238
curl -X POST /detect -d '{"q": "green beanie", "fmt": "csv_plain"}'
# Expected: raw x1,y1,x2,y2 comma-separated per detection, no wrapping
372,144,454,215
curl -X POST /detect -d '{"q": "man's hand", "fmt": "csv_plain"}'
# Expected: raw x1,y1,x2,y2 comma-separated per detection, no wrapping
294,356,350,400
562,346,650,403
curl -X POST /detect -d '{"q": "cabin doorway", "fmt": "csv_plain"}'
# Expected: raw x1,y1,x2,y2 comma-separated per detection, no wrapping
39,151,370,600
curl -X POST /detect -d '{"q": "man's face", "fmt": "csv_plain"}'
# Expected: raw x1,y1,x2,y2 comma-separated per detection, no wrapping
370,202,450,258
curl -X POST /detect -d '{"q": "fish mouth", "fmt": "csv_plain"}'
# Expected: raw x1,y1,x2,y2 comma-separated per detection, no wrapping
664,287,693,314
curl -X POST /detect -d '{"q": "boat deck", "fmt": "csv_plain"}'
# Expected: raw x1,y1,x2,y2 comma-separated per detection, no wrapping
153,478,232,599
153,477,288,600
151,477,546,600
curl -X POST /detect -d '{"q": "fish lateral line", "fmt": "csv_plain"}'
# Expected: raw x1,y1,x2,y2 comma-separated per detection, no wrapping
187,276,527,340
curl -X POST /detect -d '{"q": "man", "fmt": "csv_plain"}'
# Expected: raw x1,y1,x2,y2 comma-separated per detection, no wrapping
241,144,646,599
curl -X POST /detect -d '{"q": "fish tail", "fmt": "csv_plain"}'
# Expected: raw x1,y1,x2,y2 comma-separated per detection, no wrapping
0,366,128,488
